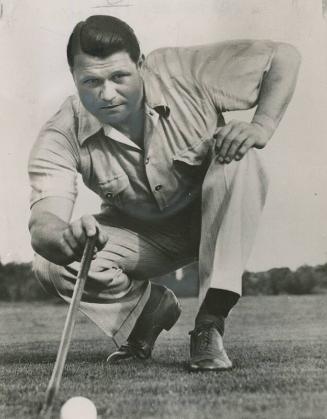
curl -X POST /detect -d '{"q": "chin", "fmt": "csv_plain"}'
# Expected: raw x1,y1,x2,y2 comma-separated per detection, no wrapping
97,112,126,126
108,115,126,125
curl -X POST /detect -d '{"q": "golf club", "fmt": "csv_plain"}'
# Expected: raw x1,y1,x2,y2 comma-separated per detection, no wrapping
39,232,98,418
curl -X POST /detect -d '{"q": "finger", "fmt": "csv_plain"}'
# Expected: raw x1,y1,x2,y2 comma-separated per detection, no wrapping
225,133,249,163
97,230,108,248
91,221,108,250
214,124,234,151
70,220,87,248
218,125,243,161
80,215,98,237
215,120,246,143
92,247,98,260
234,138,256,160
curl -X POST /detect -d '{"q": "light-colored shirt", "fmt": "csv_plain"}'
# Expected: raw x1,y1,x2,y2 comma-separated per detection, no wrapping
28,40,276,222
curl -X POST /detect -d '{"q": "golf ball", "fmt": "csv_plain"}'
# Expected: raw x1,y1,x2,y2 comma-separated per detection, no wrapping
60,396,97,419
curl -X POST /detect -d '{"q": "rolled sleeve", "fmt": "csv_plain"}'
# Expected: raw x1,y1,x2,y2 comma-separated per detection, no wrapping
28,127,79,207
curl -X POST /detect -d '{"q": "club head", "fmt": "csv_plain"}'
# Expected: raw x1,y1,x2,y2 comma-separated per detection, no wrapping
38,402,53,419
38,386,56,418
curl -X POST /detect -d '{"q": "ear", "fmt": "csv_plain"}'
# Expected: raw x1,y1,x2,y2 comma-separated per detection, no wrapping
137,54,145,69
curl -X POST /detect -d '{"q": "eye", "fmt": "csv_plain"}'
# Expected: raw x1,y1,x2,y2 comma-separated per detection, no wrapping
83,78,101,88
112,73,128,83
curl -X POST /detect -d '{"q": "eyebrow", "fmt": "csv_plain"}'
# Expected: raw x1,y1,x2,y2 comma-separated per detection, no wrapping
80,69,131,79
80,74,100,79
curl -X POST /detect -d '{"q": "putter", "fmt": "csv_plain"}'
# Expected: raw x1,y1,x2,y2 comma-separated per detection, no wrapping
39,232,98,418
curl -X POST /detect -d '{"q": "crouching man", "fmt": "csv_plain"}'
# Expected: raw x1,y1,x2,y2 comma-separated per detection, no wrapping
28,15,300,371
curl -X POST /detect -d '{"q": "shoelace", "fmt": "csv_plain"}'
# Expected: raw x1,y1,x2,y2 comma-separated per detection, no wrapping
189,322,218,353
189,321,220,336
189,322,215,350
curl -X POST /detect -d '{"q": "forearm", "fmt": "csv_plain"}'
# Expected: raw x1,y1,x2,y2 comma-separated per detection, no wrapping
29,212,73,265
252,42,301,141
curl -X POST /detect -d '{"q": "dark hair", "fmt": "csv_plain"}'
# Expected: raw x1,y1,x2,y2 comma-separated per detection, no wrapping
67,15,141,68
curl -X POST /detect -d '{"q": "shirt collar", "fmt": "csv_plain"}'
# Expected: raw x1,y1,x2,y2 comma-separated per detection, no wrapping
77,68,170,145
102,124,143,150
77,99,103,145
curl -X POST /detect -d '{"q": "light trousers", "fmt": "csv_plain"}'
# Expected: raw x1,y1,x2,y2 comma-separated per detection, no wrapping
34,149,268,346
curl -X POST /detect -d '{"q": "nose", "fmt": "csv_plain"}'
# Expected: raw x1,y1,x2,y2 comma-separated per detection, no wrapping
100,80,117,102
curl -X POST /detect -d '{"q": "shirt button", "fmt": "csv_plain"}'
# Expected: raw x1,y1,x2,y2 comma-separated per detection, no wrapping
106,192,113,198
145,157,150,164
155,184,162,191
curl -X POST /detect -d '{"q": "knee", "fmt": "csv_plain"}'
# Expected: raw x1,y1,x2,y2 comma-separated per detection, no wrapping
86,260,133,297
203,149,270,208
219,149,270,191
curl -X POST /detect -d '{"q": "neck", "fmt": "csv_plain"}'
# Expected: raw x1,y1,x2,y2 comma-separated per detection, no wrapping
112,104,145,147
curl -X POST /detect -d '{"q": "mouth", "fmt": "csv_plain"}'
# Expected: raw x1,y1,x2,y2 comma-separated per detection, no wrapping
100,104,122,110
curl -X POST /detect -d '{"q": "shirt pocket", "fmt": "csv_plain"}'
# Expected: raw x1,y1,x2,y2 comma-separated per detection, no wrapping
98,173,130,207
172,137,212,186
169,139,212,199
173,137,212,166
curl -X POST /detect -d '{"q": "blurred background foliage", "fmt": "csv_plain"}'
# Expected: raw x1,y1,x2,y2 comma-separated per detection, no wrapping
1,260,327,302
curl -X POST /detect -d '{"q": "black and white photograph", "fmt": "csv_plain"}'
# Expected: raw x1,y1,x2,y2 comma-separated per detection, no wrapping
1,1,327,418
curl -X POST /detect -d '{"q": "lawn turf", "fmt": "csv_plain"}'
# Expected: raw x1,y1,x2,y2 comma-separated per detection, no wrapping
1,295,327,419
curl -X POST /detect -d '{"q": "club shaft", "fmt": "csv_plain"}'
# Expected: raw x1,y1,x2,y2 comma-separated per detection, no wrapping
41,234,97,414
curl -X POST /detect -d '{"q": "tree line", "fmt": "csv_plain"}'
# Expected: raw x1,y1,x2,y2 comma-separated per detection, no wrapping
0,260,327,302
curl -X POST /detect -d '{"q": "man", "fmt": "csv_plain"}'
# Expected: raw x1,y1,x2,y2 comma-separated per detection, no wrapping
28,15,300,371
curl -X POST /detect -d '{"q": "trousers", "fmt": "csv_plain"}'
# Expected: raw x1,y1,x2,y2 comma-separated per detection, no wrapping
33,149,268,346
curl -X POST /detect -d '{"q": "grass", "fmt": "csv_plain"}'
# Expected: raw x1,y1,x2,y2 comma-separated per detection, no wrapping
1,295,327,418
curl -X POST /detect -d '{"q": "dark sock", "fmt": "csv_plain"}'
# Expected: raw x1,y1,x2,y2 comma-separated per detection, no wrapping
202,289,240,317
195,289,240,335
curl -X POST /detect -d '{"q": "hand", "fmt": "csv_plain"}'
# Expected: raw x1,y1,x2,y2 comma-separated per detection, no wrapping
60,215,108,262
214,120,270,164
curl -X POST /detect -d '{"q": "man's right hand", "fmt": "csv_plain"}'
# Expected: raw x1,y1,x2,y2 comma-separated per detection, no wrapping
29,197,108,266
60,215,108,262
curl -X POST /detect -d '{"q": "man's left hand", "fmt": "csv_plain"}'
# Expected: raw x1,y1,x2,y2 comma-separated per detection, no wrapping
214,120,271,164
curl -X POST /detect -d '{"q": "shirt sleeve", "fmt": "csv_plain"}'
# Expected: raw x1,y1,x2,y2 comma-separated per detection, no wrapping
192,40,277,112
28,125,79,208
150,40,277,113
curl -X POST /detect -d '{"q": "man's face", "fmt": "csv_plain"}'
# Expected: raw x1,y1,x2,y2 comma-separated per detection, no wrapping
72,51,144,126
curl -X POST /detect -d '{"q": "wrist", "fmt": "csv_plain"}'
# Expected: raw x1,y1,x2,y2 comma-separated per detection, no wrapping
31,221,72,265
251,114,277,140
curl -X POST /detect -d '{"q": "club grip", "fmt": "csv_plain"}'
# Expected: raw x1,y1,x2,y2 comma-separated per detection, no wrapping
78,232,98,280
